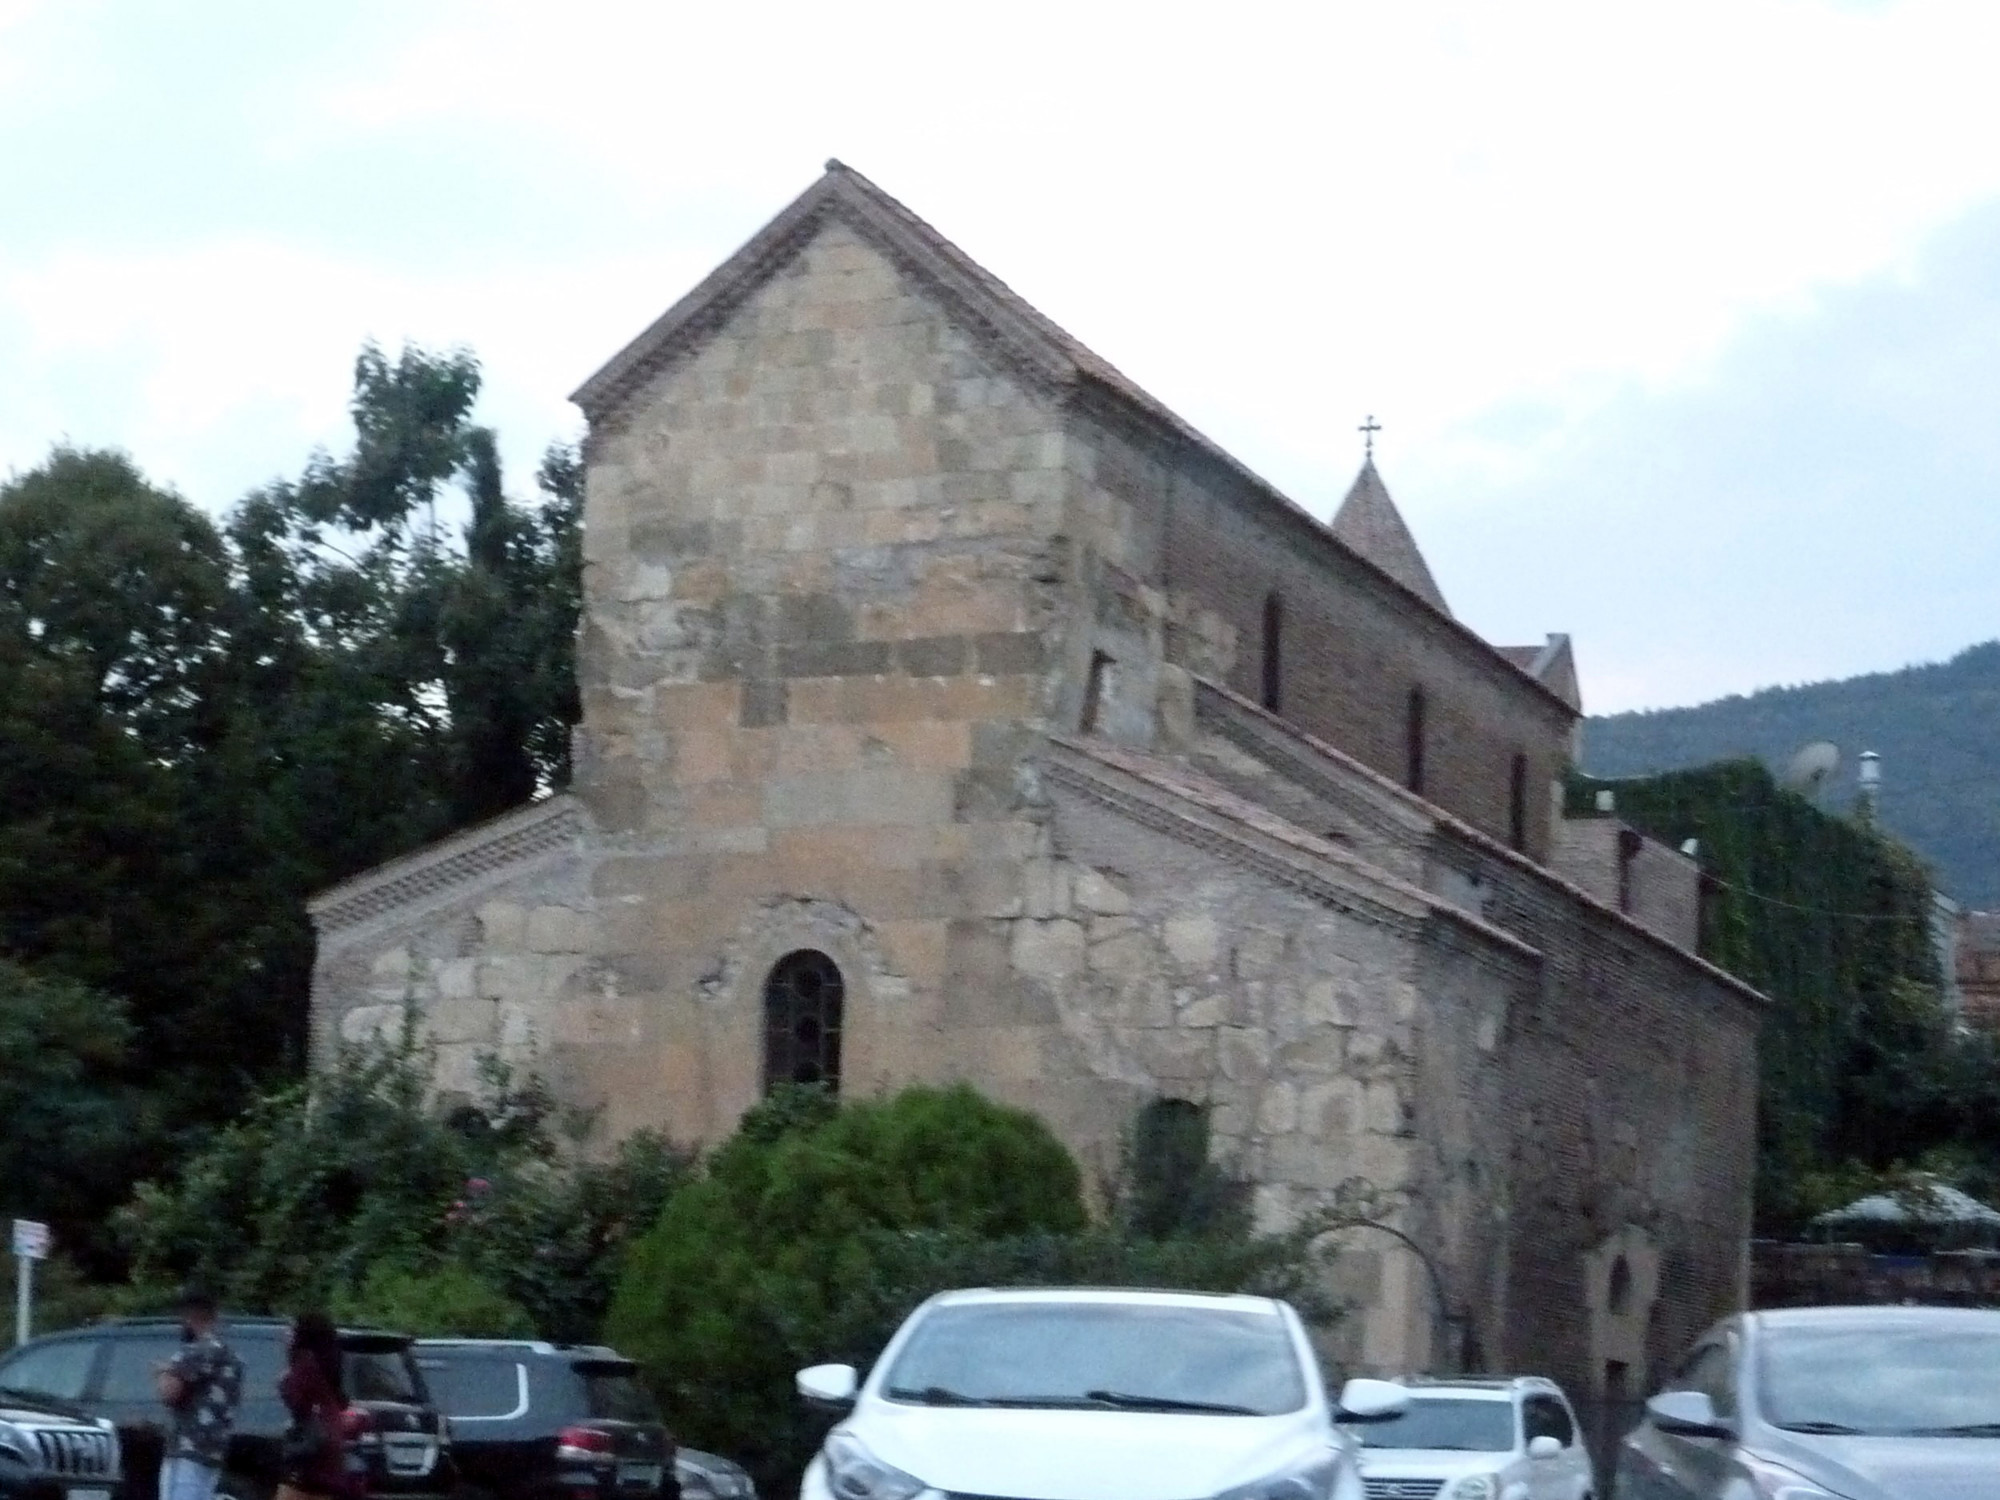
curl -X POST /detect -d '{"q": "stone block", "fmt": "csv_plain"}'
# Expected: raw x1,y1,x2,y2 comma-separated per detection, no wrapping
897,635,970,676
1073,867,1132,916
527,905,593,954
1177,993,1225,1028
1362,1080,1404,1135
1257,1082,1300,1135
740,677,788,728
1304,978,1355,1028
1233,928,1287,978
477,903,526,949
1164,912,1221,972
1010,918,1085,982
1021,859,1072,919
1087,928,1156,983
437,959,477,1001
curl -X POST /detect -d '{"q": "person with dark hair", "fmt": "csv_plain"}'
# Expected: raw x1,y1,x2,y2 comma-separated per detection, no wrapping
277,1312,356,1500
153,1286,245,1500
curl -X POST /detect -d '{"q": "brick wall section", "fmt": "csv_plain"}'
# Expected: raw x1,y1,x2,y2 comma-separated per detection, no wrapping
1549,816,1702,950
1058,414,1578,860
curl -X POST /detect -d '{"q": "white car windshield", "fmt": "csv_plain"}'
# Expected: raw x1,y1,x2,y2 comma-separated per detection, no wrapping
1760,1326,2000,1436
1352,1397,1516,1451
880,1302,1306,1415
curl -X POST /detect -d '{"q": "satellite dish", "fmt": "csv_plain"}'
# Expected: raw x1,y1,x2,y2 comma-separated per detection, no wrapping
1782,741,1841,797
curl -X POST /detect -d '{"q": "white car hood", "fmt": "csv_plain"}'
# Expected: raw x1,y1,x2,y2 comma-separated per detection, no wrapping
1355,1449,1506,1481
849,1405,1330,1500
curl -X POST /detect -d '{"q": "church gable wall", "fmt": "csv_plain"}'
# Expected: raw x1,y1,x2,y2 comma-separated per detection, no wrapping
1058,415,1574,859
533,217,1087,1144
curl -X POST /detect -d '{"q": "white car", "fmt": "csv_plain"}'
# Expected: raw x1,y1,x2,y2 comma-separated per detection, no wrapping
796,1287,1411,1500
1346,1376,1595,1500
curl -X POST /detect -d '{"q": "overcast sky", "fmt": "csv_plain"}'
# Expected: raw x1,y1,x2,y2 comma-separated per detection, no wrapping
3,0,1996,713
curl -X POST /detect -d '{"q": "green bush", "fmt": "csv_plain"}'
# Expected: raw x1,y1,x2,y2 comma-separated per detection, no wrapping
606,1087,1341,1491
332,1263,535,1337
116,1031,690,1335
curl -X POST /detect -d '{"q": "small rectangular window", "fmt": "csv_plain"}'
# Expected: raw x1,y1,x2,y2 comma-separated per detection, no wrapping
1260,594,1284,714
1404,687,1427,794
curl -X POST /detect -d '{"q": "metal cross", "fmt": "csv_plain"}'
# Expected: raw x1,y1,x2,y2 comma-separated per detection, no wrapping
1359,414,1382,459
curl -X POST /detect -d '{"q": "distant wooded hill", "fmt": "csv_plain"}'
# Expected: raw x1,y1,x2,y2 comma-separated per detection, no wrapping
1582,640,2000,908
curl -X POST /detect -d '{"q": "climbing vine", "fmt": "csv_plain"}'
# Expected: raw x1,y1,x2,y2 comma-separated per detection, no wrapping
1568,759,1947,1231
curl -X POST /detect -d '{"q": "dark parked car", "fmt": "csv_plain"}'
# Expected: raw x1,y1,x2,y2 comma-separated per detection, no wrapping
412,1341,675,1500
670,1451,752,1500
1619,1304,2000,1500
0,1319,454,1500
0,1385,121,1500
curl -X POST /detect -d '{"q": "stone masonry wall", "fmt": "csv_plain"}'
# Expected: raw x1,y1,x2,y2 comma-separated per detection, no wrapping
563,216,1081,1146
1175,681,1760,1400
1035,761,1528,1374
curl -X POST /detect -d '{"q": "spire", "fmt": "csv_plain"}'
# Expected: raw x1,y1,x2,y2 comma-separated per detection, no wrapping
1330,458,1451,616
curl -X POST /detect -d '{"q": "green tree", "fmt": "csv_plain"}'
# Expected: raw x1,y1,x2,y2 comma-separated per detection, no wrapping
0,960,146,1263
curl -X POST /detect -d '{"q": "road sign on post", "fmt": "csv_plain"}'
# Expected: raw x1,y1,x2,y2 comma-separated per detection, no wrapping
12,1219,48,1347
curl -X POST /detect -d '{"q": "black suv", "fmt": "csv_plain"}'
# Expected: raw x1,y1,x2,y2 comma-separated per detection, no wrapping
411,1341,675,1500
0,1319,454,1500
0,1385,122,1500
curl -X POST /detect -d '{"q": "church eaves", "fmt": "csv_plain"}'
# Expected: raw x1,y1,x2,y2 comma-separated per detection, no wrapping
1330,458,1451,616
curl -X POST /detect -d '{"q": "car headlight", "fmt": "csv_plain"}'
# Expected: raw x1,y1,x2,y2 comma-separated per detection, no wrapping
1213,1453,1341,1500
822,1432,926,1500
1739,1452,1838,1500
0,1422,31,1465
1443,1477,1498,1500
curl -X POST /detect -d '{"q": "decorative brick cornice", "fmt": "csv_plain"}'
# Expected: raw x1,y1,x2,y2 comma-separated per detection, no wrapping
309,796,586,944
1192,679,1767,1011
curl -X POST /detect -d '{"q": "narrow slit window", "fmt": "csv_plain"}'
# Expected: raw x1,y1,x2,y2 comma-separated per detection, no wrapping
1508,753,1529,851
1404,687,1427,794
1081,650,1114,734
1260,592,1284,713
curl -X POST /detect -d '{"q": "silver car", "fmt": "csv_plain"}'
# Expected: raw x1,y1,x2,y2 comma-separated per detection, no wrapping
1619,1304,2000,1500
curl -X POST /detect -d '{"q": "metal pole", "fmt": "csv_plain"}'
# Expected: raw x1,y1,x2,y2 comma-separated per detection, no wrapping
14,1254,29,1346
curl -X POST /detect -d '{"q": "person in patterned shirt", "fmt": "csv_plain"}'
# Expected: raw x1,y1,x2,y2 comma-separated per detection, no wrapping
153,1286,245,1500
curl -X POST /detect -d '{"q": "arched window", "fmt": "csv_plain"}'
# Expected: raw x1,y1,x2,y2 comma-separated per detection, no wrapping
1260,592,1284,714
1508,753,1529,851
1404,686,1427,794
762,949,844,1094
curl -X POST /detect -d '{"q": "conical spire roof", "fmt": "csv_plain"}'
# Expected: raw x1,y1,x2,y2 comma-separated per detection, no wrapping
1330,460,1450,615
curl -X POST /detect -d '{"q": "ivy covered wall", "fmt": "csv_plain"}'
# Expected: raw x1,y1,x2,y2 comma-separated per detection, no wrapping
1567,759,1945,1231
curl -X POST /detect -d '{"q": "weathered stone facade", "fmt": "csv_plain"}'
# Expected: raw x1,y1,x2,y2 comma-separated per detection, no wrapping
310,163,1764,1396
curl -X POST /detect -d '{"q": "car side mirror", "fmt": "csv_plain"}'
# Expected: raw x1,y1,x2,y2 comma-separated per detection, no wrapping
1646,1390,1735,1440
796,1363,859,1409
1336,1378,1410,1422
1527,1436,1562,1460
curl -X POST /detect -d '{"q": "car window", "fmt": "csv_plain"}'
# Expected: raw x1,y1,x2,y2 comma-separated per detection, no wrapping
346,1350,421,1403
1667,1341,1737,1419
1759,1322,2000,1436
1523,1395,1574,1445
577,1365,659,1424
1352,1396,1516,1452
0,1339,98,1401
419,1358,525,1420
101,1335,185,1403
882,1302,1307,1416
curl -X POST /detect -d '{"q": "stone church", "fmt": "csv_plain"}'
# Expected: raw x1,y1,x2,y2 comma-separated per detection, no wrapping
310,163,1763,1408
